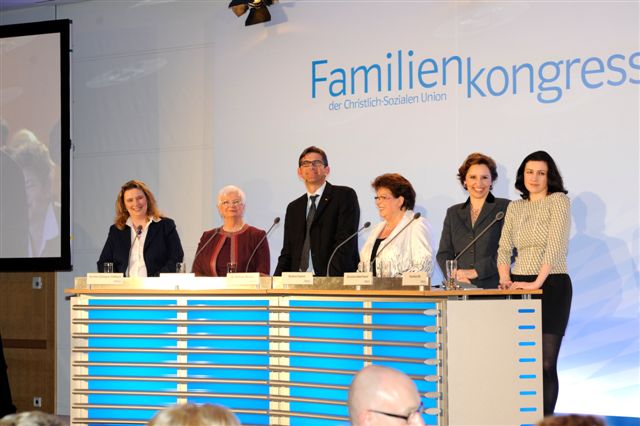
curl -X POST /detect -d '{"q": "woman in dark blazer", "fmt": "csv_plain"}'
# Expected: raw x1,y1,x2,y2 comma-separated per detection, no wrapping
436,153,509,288
97,180,184,277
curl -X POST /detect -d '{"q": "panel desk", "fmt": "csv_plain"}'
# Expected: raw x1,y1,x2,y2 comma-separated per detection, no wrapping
66,277,542,425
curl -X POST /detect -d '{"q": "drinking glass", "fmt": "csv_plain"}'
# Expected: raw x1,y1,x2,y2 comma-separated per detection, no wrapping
357,261,370,273
227,262,237,274
103,262,114,273
445,259,458,289
378,260,391,278
176,262,186,273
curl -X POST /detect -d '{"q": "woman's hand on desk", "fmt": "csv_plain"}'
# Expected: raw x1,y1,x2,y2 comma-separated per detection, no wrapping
455,269,477,283
511,281,542,290
498,280,512,290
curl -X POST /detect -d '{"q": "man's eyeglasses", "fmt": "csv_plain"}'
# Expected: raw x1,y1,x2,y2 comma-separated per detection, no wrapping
299,160,325,168
369,402,424,423
220,200,243,207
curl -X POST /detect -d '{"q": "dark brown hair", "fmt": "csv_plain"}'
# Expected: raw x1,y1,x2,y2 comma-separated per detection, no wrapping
515,150,568,200
298,146,328,167
457,152,498,186
372,173,416,210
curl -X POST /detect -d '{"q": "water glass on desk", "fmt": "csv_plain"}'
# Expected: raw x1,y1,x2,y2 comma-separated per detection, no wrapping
103,262,114,273
378,260,391,278
445,259,457,289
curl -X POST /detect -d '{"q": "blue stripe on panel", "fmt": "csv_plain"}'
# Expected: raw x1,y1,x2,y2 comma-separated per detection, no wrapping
518,308,535,313
518,325,536,330
519,390,537,396
519,341,536,346
188,396,270,411
519,374,537,379
291,310,365,325
289,400,348,418
289,300,363,308
290,355,363,371
289,326,363,340
290,341,363,356
519,358,536,363
88,408,165,422
186,367,269,381
289,415,347,426
371,312,436,327
371,301,437,310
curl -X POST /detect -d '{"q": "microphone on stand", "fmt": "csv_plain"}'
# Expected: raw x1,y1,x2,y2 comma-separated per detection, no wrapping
454,211,505,261
369,212,421,272
191,227,221,271
245,217,280,272
325,221,371,277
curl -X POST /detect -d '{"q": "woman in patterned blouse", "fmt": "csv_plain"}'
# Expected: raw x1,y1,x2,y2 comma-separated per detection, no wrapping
497,150,571,416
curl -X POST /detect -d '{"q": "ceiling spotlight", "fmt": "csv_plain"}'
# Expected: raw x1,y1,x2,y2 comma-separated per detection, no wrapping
229,0,276,26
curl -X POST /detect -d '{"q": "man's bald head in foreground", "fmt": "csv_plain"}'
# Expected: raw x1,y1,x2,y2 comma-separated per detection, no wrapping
347,365,425,426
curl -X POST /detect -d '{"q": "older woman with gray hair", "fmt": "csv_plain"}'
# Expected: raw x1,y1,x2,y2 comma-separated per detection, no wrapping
192,185,270,276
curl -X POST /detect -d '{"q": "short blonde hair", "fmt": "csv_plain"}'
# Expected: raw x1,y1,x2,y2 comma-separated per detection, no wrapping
0,410,67,426
147,403,239,426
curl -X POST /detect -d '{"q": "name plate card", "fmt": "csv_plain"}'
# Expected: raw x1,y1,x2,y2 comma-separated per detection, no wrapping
282,272,314,286
86,273,124,286
343,272,373,286
402,272,429,287
226,272,260,286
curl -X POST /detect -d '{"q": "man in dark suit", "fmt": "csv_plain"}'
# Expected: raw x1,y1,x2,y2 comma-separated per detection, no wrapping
275,146,360,276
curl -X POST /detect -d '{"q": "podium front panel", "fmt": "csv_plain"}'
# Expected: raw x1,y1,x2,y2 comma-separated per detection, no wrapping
69,280,541,425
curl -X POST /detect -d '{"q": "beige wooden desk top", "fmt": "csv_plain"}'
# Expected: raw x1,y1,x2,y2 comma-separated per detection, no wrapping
66,276,541,297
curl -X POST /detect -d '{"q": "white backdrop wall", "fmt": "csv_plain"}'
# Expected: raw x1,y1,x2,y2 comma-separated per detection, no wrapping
1,0,638,418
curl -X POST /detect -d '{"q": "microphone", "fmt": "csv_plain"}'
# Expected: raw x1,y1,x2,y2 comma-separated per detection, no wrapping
129,225,143,250
325,221,371,277
370,212,421,272
244,217,280,273
127,225,143,277
453,211,505,261
192,227,221,270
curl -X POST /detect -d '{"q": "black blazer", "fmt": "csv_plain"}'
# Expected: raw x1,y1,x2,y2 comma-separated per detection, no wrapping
275,182,360,276
97,218,184,277
436,194,509,289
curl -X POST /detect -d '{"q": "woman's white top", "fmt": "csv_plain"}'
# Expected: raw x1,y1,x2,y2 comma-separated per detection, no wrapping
359,210,433,277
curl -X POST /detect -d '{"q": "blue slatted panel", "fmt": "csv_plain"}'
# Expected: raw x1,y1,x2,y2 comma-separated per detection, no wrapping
86,299,180,424
185,299,270,425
